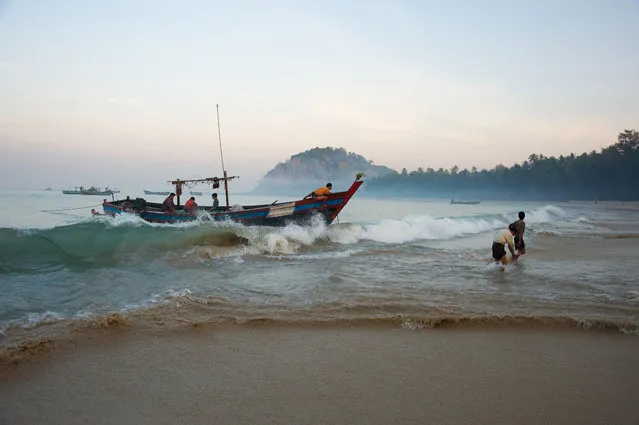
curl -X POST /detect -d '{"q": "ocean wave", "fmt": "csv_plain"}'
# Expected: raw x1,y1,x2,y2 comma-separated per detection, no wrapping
333,204,568,245
0,204,571,268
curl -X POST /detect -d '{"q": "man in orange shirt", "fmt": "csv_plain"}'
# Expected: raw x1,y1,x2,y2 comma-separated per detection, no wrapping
184,196,198,215
303,183,332,200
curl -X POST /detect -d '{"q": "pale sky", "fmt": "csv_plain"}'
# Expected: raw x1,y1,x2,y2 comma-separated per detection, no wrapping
1,0,638,190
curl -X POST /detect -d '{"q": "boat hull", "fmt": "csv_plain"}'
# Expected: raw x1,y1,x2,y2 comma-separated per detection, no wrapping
103,180,363,226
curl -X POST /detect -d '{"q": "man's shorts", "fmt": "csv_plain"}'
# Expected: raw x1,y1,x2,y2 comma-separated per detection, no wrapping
514,235,525,251
492,242,506,260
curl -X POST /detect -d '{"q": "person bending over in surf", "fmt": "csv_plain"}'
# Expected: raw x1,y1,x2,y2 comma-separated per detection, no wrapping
511,211,526,257
492,224,517,270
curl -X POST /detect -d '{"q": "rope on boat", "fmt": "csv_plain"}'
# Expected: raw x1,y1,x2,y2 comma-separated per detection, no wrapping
41,203,103,212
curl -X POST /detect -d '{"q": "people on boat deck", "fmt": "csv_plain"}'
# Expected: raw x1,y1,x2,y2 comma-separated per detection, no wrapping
163,193,177,213
303,183,332,200
511,211,526,256
184,197,198,215
492,224,517,270
212,193,219,210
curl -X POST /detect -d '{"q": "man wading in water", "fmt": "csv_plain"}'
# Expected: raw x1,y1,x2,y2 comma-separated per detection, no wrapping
492,224,517,271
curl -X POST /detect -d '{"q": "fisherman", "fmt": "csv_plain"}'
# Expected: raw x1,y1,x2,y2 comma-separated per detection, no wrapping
511,211,526,256
184,196,198,215
91,208,104,216
212,193,219,210
492,224,517,271
162,193,177,213
303,183,332,200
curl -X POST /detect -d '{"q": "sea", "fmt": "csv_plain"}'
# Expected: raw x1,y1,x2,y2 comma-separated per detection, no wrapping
1,188,639,351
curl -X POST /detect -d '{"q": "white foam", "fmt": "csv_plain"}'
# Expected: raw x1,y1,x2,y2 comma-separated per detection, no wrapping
523,205,567,224
252,215,329,255
119,288,193,311
335,215,506,244
22,311,63,328
265,249,361,261
237,205,570,252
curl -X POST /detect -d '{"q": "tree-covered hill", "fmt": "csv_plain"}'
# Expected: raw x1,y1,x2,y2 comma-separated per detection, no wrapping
251,147,393,195
251,130,638,200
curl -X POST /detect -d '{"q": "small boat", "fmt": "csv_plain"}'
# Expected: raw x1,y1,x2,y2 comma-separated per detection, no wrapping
190,191,203,196
63,186,119,196
144,190,171,196
450,199,480,205
103,175,363,226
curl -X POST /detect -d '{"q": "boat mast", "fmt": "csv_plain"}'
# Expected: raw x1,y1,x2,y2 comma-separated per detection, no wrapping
216,104,230,210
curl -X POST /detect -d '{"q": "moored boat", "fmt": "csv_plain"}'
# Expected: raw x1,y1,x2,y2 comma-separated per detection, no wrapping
450,199,481,205
143,190,171,196
63,186,119,195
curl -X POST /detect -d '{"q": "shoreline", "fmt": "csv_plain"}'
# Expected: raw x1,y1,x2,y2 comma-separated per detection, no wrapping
2,324,639,425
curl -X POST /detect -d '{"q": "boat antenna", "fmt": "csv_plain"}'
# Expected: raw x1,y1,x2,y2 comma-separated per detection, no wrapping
216,104,230,210
216,104,226,173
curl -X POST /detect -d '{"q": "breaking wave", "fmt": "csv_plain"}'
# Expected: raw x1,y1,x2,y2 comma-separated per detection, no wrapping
0,204,570,272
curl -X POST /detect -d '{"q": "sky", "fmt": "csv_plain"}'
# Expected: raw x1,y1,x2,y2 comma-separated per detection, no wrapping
0,0,638,191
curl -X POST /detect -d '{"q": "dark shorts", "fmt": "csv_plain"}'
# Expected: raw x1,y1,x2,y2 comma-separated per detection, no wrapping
492,242,506,260
514,235,525,250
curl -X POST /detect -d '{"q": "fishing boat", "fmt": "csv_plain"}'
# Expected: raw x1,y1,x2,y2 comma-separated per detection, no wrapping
143,190,171,196
450,199,481,205
102,105,363,226
103,175,362,225
190,191,203,196
63,186,119,195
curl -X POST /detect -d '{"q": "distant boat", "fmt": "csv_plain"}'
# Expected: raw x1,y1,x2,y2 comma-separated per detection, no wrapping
45,187,52,191
190,191,203,196
63,186,119,196
450,199,481,205
143,190,171,196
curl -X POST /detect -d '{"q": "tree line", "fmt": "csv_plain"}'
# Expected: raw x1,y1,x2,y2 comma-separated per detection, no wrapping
365,130,639,201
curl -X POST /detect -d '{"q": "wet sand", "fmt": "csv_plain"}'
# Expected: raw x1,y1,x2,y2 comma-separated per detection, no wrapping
1,325,638,425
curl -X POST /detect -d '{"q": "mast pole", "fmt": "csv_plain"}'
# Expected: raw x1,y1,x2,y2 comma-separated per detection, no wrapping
216,104,230,210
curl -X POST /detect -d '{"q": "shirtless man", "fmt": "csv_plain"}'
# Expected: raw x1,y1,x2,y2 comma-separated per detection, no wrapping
511,211,526,256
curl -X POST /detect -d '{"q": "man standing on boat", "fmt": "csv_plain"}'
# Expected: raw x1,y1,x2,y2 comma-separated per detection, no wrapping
212,193,219,210
303,183,332,200
163,193,177,213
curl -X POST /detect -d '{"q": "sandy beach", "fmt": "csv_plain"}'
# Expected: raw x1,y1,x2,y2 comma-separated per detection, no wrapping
1,325,638,425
